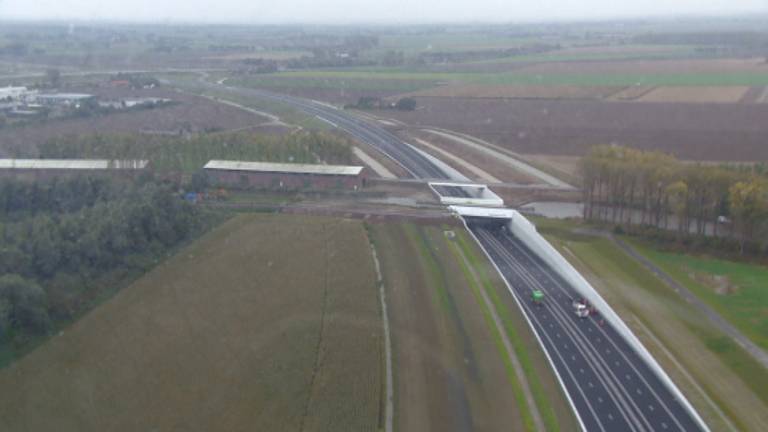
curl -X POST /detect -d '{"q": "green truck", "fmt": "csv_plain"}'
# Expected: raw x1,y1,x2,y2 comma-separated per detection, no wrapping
531,290,544,305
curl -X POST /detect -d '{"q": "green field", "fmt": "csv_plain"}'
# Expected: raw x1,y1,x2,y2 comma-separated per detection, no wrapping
627,239,768,351
0,214,383,431
228,75,438,92
373,33,536,55
269,69,768,87
536,218,768,431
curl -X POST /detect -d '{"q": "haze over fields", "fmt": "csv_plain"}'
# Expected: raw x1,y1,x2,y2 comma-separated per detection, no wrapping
2,8,768,431
2,0,767,23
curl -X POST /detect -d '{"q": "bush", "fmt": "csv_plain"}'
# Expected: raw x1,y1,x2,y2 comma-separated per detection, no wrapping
394,97,417,111
0,274,51,338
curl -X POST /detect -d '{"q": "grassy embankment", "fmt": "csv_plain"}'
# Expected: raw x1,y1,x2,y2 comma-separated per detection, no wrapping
536,217,768,431
627,238,768,351
449,228,568,432
368,221,576,431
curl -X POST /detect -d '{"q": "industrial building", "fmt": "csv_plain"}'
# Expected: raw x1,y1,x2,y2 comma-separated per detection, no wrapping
34,93,95,107
203,160,366,190
0,86,31,101
0,159,150,181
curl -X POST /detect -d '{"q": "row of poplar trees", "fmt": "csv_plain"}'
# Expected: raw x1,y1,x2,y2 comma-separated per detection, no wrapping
581,145,768,254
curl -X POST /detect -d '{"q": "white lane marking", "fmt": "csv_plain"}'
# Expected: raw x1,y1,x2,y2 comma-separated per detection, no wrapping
494,233,651,432
466,227,597,432
505,233,688,431
481,231,643,432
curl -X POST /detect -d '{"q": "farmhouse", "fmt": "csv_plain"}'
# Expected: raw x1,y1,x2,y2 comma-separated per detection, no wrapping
204,160,367,190
0,159,150,181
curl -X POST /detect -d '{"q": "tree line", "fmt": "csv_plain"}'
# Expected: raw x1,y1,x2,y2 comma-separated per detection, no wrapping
0,176,212,360
581,145,768,255
33,131,354,174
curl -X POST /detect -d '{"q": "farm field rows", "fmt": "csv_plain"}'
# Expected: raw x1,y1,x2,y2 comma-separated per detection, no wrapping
380,97,768,160
0,214,383,432
515,57,768,75
636,85,750,103
404,84,623,100
266,64,768,87
405,83,760,103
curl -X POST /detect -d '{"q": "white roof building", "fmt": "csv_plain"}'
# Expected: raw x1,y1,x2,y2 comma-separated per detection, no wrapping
0,159,149,170
0,86,30,101
204,160,364,176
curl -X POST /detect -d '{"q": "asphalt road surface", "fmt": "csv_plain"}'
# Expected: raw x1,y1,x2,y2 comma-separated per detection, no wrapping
204,81,454,181
209,80,704,431
469,221,703,432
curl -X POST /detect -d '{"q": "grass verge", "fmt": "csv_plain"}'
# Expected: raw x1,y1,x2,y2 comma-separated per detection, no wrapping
447,234,537,431
625,238,768,352
536,217,768,431
454,230,562,432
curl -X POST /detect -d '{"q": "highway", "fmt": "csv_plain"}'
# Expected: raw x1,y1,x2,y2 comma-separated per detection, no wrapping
207,80,705,431
469,221,703,431
201,81,453,181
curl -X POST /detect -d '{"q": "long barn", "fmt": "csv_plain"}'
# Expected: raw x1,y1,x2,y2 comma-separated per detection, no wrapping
203,160,367,190
0,159,150,181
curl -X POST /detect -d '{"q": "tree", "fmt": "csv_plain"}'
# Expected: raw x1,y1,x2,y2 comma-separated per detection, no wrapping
395,97,417,111
729,178,768,254
381,50,405,66
45,68,61,88
666,180,689,237
0,274,50,337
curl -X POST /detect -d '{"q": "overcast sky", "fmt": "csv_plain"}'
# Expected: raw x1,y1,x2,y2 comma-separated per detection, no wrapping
1,0,767,23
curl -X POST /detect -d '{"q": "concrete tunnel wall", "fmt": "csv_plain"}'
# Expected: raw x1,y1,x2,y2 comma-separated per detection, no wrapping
503,210,710,432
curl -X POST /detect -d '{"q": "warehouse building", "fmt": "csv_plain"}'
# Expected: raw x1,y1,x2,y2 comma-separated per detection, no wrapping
0,86,31,101
203,160,367,190
34,93,95,107
0,159,150,181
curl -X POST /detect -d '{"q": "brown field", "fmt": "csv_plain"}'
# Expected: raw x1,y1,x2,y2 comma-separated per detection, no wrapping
518,57,768,75
381,97,768,160
405,84,623,100
370,222,577,432
637,86,750,103
0,214,382,432
0,89,266,157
